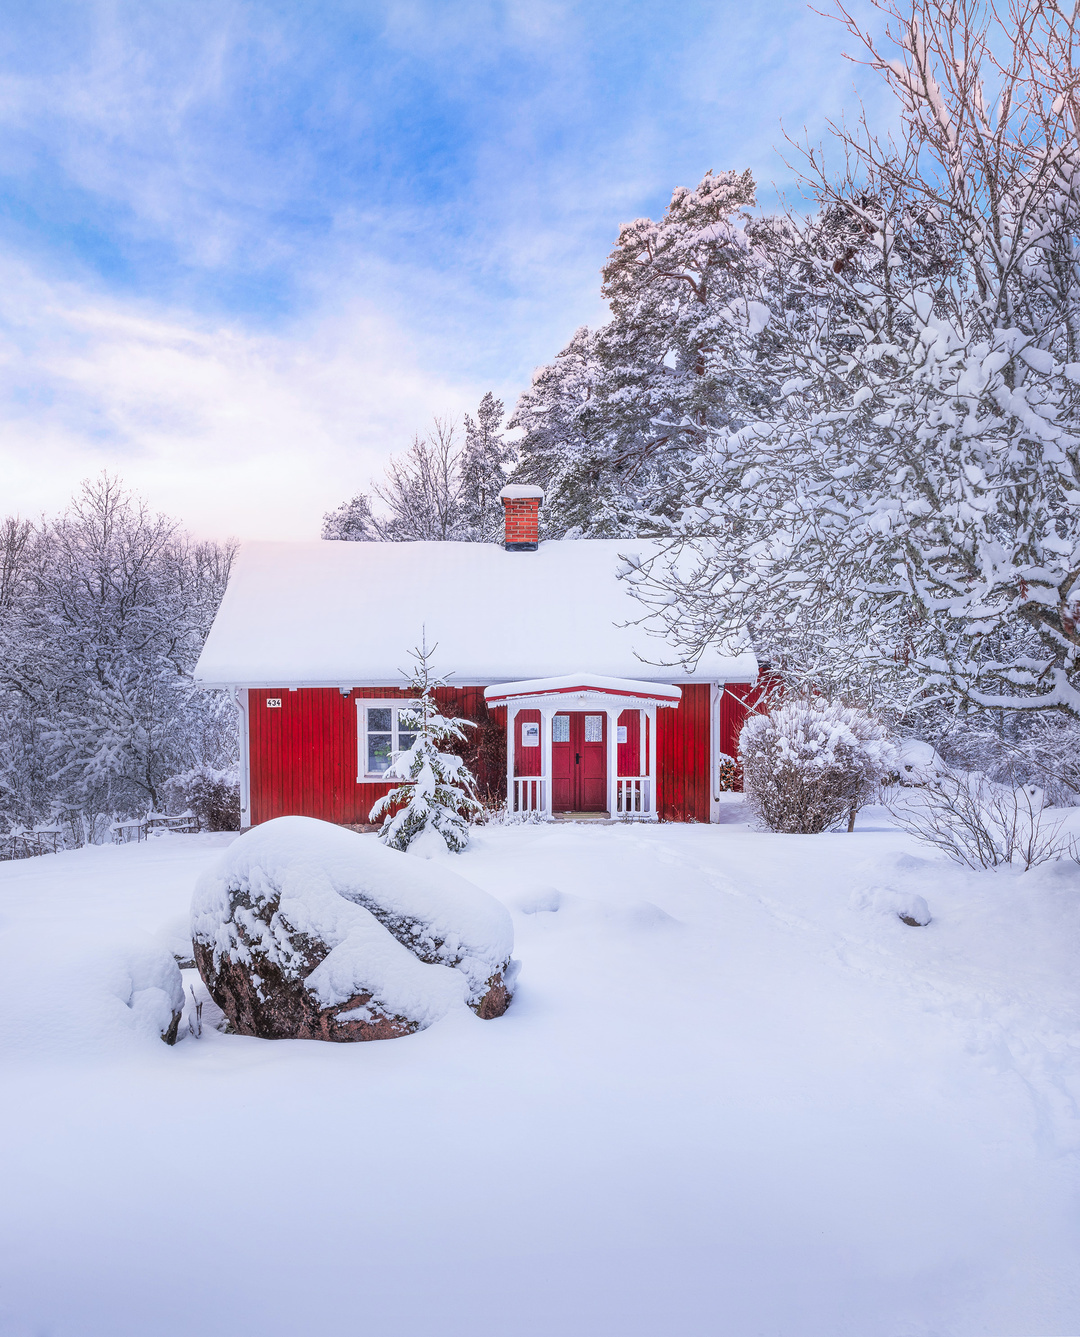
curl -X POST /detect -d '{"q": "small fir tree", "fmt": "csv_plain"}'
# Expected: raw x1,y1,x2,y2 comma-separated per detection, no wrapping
369,639,482,853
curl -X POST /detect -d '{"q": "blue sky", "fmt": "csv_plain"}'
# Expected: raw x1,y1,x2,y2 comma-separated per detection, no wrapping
0,0,886,539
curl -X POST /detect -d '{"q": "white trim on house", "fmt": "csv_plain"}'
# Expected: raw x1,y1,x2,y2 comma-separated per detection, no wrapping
356,699,420,782
488,675,680,820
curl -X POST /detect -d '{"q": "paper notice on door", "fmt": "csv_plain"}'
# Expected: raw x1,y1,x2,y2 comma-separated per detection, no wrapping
617,726,627,744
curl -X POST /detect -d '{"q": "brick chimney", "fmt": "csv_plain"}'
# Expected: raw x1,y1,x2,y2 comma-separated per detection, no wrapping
498,485,544,551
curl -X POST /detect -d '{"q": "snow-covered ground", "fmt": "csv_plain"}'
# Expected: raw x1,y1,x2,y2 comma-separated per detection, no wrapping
1,800,1078,1337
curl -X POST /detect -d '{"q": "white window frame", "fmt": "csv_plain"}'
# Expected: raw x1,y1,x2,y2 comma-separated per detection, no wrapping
356,699,418,781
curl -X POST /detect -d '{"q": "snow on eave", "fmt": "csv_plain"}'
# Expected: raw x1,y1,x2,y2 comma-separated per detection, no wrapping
192,539,759,688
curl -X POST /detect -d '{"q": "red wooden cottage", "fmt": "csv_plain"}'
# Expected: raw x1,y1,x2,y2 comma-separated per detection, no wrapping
193,488,760,827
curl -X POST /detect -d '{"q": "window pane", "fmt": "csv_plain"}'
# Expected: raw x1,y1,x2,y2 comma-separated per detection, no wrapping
553,715,570,742
368,734,392,773
585,715,603,742
368,708,392,731
397,732,417,753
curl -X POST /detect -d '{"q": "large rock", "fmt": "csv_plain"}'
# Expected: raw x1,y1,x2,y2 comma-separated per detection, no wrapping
191,816,517,1041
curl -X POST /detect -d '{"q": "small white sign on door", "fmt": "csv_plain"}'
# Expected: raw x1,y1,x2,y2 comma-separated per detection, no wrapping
522,722,540,747
617,725,627,744
266,698,282,709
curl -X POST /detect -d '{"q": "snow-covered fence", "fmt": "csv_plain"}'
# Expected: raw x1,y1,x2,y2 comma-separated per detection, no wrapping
0,825,63,861
110,812,199,845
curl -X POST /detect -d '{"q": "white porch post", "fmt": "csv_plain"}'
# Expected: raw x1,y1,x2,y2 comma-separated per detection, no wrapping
648,706,658,817
506,706,518,813
541,707,554,818
606,708,619,817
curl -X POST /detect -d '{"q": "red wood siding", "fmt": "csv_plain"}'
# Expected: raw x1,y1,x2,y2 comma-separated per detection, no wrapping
513,709,541,777
718,682,769,791
247,681,760,826
656,684,711,822
617,708,640,777
248,686,498,826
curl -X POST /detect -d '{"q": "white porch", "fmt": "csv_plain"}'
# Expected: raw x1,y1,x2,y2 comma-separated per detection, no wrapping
483,674,681,822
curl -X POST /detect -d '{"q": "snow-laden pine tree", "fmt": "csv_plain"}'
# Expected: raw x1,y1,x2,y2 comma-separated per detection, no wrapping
369,641,482,855
510,170,764,536
632,0,1080,722
459,392,512,542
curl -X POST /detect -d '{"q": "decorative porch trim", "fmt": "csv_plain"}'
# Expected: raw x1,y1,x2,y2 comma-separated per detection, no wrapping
486,673,680,821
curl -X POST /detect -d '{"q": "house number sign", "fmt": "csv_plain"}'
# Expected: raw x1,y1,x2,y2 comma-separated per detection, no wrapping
266,698,282,708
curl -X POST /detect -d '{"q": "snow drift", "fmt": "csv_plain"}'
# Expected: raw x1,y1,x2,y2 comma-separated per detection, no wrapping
191,817,517,1040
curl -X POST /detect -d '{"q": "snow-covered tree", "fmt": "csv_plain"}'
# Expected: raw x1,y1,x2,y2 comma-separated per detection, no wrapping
632,0,1080,722
369,640,482,854
509,170,764,536
323,397,514,544
322,492,382,541
459,392,512,542
0,476,236,834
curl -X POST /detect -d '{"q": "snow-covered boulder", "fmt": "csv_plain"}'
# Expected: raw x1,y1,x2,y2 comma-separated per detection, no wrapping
893,739,945,786
191,816,517,1041
112,946,186,1044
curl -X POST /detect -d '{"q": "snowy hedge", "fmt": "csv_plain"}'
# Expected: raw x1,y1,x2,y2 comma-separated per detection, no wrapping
191,817,517,1040
740,699,895,834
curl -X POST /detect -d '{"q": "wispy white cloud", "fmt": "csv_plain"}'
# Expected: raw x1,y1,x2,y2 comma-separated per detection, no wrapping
0,0,894,538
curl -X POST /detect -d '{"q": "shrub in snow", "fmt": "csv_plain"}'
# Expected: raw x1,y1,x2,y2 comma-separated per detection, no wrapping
191,816,517,1041
163,767,240,831
370,641,482,854
739,699,896,834
885,770,1070,871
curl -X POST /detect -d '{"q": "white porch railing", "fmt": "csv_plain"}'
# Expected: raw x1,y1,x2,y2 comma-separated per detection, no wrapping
513,777,545,813
616,776,652,815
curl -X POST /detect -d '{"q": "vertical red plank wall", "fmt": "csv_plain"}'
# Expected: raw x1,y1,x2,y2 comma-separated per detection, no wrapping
656,684,711,822
247,683,760,826
248,686,503,826
718,682,770,791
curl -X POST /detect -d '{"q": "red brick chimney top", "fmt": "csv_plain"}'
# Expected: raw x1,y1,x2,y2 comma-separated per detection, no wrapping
498,486,544,551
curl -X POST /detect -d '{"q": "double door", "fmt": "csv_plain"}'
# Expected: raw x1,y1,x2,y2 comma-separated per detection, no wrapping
551,712,607,812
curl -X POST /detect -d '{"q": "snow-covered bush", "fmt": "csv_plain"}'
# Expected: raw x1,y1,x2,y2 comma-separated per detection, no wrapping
885,770,1070,871
163,767,240,831
370,641,482,854
739,699,896,834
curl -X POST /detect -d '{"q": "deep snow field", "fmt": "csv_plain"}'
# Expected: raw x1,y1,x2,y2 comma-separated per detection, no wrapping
1,798,1078,1337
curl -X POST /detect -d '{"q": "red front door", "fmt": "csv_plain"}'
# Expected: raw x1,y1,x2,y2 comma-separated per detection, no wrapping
551,712,607,812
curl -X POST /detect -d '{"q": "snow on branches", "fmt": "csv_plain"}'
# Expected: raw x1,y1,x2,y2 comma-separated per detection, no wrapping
630,0,1080,720
369,639,482,855
740,698,896,834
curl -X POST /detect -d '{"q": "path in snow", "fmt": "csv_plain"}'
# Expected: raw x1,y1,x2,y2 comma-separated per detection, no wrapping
0,805,1077,1337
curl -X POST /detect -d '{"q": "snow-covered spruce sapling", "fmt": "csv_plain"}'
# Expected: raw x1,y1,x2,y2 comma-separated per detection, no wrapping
740,698,895,834
369,642,482,854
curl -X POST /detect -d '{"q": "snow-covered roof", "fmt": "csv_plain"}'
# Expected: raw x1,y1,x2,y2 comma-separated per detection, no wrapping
484,674,682,705
193,539,758,688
